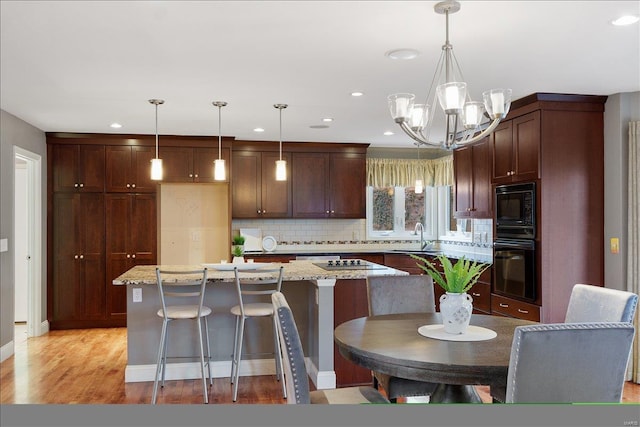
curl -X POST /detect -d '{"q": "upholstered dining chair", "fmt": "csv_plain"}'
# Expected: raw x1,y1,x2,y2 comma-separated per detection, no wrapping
505,322,635,403
272,291,389,404
230,265,286,402
152,268,212,404
365,275,438,403
564,283,638,323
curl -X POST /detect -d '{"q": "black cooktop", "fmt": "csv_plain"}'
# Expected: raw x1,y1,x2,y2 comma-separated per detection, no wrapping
312,259,387,271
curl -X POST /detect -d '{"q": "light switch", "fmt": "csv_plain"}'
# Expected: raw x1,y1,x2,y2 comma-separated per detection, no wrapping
610,237,620,254
0,238,7,253
133,288,142,303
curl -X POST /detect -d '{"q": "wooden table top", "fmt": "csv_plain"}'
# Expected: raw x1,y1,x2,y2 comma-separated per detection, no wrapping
334,313,536,388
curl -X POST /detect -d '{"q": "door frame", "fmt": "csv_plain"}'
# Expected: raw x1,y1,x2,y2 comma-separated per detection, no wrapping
14,146,44,337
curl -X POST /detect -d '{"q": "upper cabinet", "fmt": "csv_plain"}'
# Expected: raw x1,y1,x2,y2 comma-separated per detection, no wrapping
232,150,292,218
491,111,540,184
453,138,492,218
161,146,231,183
52,144,105,192
292,151,366,218
105,145,157,192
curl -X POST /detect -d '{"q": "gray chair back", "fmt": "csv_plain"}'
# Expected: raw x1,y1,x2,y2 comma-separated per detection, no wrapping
506,322,635,403
565,284,638,323
155,268,209,319
272,291,311,404
366,275,435,315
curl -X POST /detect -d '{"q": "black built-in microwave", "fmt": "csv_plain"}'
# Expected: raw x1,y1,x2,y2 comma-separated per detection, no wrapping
495,182,535,239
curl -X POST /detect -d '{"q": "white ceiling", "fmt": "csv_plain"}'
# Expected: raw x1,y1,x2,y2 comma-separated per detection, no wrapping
1,1,639,151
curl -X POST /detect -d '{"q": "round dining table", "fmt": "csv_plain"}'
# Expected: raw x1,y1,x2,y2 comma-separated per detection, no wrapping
333,312,536,403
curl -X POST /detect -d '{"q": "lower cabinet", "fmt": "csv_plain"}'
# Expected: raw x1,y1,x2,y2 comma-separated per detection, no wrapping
491,294,540,322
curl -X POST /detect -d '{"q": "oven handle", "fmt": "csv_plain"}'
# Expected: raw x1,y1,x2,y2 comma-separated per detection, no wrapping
494,239,535,250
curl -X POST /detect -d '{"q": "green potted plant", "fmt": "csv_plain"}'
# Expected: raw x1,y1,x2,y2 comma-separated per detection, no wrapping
410,254,490,334
231,235,245,263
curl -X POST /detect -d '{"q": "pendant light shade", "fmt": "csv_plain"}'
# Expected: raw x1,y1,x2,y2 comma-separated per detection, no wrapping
274,104,288,181
212,101,228,181
149,99,165,181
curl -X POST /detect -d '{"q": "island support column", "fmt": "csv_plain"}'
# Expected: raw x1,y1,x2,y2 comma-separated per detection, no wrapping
306,278,336,389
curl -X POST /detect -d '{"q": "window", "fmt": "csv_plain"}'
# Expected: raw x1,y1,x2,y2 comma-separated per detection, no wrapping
367,185,471,242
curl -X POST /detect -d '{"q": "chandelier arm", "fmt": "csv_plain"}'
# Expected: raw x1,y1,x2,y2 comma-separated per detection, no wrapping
454,118,503,146
399,121,442,147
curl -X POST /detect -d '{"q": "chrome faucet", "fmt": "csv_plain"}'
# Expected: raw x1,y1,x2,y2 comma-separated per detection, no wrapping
414,222,428,250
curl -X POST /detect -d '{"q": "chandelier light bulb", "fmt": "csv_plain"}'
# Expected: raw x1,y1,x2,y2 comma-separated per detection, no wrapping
415,179,424,194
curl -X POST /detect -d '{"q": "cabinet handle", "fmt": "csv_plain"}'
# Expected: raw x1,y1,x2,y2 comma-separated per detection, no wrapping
194,174,198,178
79,254,84,259
131,183,136,188
499,303,509,308
79,183,84,188
127,254,131,258
74,255,79,259
74,183,79,188
189,174,193,178
517,309,529,314
132,254,136,259
126,184,131,188
472,292,481,297
326,210,330,214
331,210,335,214
262,210,266,214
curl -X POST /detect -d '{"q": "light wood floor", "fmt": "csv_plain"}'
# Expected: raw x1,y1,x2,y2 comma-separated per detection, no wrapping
1,327,639,404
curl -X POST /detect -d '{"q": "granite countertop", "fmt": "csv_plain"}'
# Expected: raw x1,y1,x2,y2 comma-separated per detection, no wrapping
113,260,408,285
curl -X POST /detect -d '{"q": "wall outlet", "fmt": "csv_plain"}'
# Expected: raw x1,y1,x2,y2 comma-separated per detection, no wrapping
0,238,7,253
132,288,142,303
610,237,620,254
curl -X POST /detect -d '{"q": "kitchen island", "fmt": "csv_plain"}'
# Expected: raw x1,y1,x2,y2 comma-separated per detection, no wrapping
113,260,408,389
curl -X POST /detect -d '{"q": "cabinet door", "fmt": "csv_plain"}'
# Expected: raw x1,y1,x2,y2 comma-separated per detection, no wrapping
161,146,194,182
260,151,291,217
131,146,157,192
329,153,366,218
491,121,514,184
105,146,133,192
232,151,261,218
79,194,106,319
454,145,472,218
292,153,329,218
470,139,492,218
53,145,105,192
512,111,540,182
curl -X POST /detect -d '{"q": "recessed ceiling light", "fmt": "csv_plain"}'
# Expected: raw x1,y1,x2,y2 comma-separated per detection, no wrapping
612,15,639,26
351,92,364,97
385,49,420,60
253,127,265,133
110,122,122,129
322,118,334,122
310,125,329,129
383,131,394,136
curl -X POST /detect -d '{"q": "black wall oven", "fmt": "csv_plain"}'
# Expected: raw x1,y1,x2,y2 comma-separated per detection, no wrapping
493,239,536,302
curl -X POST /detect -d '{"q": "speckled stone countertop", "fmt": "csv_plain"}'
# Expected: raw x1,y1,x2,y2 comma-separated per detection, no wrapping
112,260,408,285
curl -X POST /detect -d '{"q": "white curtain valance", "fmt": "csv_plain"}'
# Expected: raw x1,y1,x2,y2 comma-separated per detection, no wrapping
366,156,454,188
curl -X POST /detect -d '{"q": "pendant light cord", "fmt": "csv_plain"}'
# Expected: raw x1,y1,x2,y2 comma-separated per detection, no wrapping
155,103,159,158
218,105,222,159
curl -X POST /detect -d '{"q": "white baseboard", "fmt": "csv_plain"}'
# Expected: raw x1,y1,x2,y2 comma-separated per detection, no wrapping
38,320,50,336
305,357,336,389
125,358,278,383
0,340,14,363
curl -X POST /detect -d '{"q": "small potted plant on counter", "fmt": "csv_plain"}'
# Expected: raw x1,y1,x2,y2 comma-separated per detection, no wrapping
232,235,245,263
410,254,489,334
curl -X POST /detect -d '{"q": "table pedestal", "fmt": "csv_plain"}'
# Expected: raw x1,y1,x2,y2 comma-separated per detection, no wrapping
430,384,482,403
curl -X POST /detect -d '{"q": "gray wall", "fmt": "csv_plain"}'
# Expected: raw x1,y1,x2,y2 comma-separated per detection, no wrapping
604,92,640,291
0,109,47,351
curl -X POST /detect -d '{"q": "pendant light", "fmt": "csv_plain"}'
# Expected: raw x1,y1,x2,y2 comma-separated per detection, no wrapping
149,99,164,181
212,101,228,181
274,104,288,181
415,143,423,194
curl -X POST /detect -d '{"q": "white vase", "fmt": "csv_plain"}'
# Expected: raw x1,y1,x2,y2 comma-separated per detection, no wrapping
439,292,473,334
232,256,245,264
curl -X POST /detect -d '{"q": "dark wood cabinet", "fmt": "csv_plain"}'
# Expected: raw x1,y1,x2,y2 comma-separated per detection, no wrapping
453,138,491,218
52,193,106,327
231,150,291,218
105,194,157,322
491,111,540,184
292,152,366,218
491,293,540,322
105,145,157,192
162,146,231,183
52,144,105,192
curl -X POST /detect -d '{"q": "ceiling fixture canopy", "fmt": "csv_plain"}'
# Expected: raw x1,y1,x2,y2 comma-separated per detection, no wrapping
212,101,228,181
274,103,288,181
149,99,164,181
388,0,511,150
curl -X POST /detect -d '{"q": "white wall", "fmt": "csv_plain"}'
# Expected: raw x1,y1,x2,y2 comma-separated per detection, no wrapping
604,91,640,291
0,109,47,354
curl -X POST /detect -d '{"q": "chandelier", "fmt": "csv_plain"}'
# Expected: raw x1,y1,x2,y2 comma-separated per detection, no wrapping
388,0,511,150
